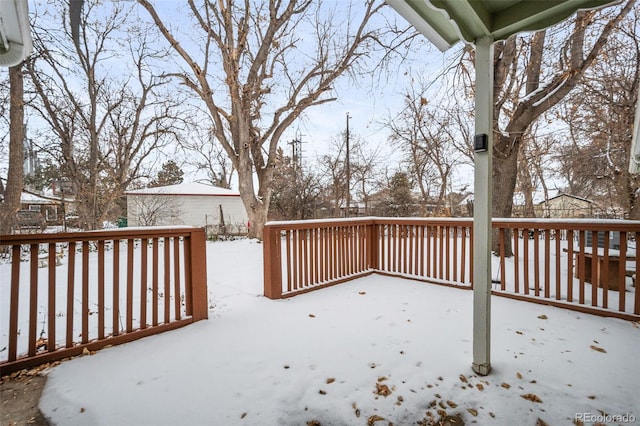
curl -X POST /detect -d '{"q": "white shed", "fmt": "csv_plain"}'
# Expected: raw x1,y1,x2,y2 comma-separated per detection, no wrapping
125,182,248,234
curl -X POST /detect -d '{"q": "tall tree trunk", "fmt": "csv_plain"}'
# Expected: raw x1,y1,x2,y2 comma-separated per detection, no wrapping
0,64,26,235
491,133,519,252
517,143,536,218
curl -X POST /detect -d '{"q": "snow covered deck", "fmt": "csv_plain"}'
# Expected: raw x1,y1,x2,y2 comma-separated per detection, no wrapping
38,239,640,425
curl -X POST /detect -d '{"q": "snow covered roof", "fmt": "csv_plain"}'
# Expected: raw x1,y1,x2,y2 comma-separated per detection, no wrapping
539,192,593,205
21,191,61,204
125,182,240,197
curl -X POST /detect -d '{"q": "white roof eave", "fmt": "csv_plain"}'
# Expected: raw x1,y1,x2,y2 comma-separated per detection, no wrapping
0,0,33,67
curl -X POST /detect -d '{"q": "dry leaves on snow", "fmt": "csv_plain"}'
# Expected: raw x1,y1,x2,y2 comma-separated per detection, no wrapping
367,415,386,425
375,382,392,397
590,344,607,353
521,393,543,403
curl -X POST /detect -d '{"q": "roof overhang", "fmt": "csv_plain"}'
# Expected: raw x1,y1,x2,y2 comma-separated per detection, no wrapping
0,0,32,66
387,0,620,51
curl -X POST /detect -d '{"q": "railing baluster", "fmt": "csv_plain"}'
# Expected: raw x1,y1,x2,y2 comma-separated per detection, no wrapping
98,240,105,340
164,237,171,324
140,238,148,329
438,226,444,280
48,242,56,352
419,225,425,277
555,230,561,301
82,241,90,344
567,230,574,303
28,244,38,357
453,226,458,282
619,232,627,312
602,231,610,308
635,231,640,315
513,228,520,294
113,239,120,335
445,226,451,282
544,229,550,298
285,230,292,291
533,229,540,297
152,238,159,326
499,228,506,290
126,239,134,332
8,245,21,361
578,231,586,305
66,242,76,348
590,231,599,307
523,229,530,295
461,226,466,283
173,237,181,320
292,230,298,290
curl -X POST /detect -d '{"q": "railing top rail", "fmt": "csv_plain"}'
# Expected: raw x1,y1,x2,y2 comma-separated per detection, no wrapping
265,217,377,230
266,216,640,232
372,217,472,225
0,226,203,245
265,217,474,230
493,218,640,230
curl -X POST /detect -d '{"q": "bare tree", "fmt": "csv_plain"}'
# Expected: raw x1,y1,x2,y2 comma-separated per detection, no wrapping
181,125,235,189
318,136,348,217
0,63,26,234
350,142,383,216
387,89,461,216
128,194,183,226
514,130,555,217
554,4,640,218
269,148,321,220
138,0,396,238
26,2,184,229
316,132,378,217
456,1,634,253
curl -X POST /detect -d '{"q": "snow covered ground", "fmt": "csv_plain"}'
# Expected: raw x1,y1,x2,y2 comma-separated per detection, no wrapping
38,239,640,425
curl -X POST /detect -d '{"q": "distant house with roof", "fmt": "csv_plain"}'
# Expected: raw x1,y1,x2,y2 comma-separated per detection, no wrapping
125,182,249,235
20,190,63,222
535,193,593,218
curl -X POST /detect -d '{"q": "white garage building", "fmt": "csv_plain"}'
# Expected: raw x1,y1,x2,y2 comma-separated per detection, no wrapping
126,182,248,235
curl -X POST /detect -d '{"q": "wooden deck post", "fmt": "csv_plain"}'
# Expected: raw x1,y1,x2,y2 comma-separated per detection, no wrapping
189,228,209,321
263,224,283,299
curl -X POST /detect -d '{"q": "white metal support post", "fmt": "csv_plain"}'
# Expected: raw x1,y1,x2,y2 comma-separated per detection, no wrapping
472,36,494,376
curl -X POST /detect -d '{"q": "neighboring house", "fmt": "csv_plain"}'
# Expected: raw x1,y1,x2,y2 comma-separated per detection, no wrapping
125,182,249,235
20,190,63,223
536,193,593,218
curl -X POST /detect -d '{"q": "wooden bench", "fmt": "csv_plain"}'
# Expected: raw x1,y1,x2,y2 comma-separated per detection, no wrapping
570,248,636,291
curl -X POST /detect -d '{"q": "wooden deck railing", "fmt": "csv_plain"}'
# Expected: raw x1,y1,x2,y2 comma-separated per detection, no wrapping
264,218,640,321
0,227,208,375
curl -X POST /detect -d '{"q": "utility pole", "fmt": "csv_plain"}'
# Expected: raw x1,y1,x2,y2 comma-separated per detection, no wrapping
288,131,305,172
345,112,351,218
